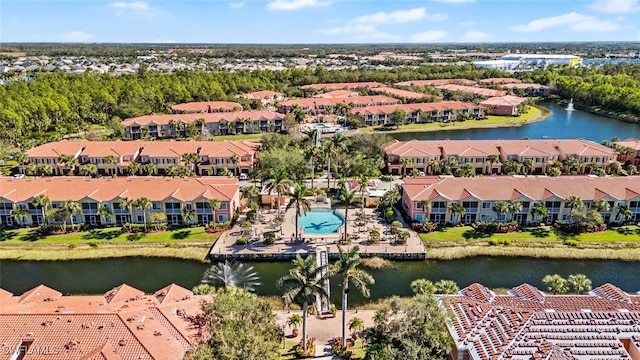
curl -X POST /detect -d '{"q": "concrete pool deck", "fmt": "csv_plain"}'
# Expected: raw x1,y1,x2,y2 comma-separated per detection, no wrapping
209,204,426,261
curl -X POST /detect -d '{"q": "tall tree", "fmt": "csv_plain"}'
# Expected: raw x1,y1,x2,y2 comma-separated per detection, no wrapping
182,152,201,175
10,206,29,226
531,202,549,224
31,194,51,225
286,183,311,242
202,261,261,291
60,200,81,232
133,197,152,231
565,196,584,222
492,200,510,222
418,199,430,223
336,187,360,242
80,164,97,177
266,169,292,218
96,204,113,225
181,205,196,226
104,154,118,176
207,198,222,224
333,245,375,348
448,203,466,225
399,157,412,178
278,254,329,352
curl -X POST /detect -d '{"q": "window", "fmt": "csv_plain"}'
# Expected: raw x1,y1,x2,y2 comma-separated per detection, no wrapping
521,201,530,209
152,202,161,211
220,203,227,210
482,202,492,209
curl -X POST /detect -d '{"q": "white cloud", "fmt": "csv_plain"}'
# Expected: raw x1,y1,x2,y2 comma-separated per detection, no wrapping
61,31,95,42
267,0,330,11
461,30,489,41
459,21,475,27
351,8,445,25
410,30,448,42
229,2,245,8
107,1,162,20
513,12,620,32
588,0,639,13
318,25,398,41
430,0,475,3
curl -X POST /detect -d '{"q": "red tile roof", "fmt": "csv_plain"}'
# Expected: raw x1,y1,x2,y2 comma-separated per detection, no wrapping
479,77,521,85
352,101,482,116
615,138,640,151
480,95,527,107
311,89,358,98
395,79,478,87
154,284,193,304
19,284,62,304
436,84,507,97
300,82,383,91
236,90,284,100
280,95,398,109
0,177,239,203
122,110,284,127
170,101,242,113
371,86,437,100
104,284,145,304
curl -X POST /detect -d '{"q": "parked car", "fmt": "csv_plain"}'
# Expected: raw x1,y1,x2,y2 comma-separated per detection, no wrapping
13,173,25,179
239,173,248,181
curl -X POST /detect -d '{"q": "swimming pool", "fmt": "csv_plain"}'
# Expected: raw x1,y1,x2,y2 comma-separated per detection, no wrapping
298,209,345,234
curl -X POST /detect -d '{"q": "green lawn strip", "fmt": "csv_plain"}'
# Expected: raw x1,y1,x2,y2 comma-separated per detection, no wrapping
0,245,212,262
361,107,544,133
419,225,640,244
212,133,263,141
280,340,300,360
0,226,217,244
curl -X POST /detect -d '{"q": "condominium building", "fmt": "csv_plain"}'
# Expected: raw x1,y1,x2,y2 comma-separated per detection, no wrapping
352,101,485,127
0,177,240,226
370,86,437,102
235,90,286,106
444,282,640,360
385,139,618,175
395,79,478,88
0,283,207,360
24,140,260,176
300,82,383,92
278,96,399,114
616,138,640,166
121,110,285,139
402,175,640,224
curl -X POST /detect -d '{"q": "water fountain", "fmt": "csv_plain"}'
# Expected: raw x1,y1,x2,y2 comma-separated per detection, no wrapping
566,98,575,111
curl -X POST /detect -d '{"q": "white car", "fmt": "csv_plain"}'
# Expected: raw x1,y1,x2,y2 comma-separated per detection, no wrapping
239,173,248,181
13,173,25,179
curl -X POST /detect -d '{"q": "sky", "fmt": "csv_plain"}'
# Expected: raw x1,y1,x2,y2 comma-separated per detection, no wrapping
2,0,640,43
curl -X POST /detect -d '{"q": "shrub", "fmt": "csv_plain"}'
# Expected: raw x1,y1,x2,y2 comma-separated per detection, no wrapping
411,221,438,233
488,238,499,246
88,240,99,248
565,239,579,247
121,223,147,233
472,221,519,234
554,221,607,234
235,237,248,245
68,242,78,249
379,175,393,182
390,221,403,233
37,223,84,235
332,342,353,359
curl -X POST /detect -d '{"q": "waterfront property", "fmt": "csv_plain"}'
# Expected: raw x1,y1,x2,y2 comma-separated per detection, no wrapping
435,83,507,98
121,110,285,139
352,101,485,127
616,138,640,166
170,100,243,113
480,95,528,116
24,139,260,176
444,282,640,360
500,82,552,97
385,139,618,175
370,86,438,102
0,283,206,360
402,175,640,224
0,176,240,227
278,95,399,114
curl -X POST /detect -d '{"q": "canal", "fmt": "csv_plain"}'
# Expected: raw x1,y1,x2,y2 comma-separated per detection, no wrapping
393,103,640,142
2,257,640,306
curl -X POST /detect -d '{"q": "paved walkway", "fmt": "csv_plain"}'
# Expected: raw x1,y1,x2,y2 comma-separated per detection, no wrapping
211,205,425,259
275,310,376,358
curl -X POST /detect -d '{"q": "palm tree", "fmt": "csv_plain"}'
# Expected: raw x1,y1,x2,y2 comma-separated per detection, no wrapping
304,144,320,189
486,154,499,174
207,198,222,224
142,163,157,176
277,254,330,352
96,204,113,225
181,205,196,226
325,133,349,188
80,164,98,177
286,183,311,242
399,157,412,178
348,317,365,338
201,260,261,291
58,154,79,175
418,199,430,223
522,158,534,175
181,152,201,175
565,196,584,222
32,194,51,226
126,162,140,176
492,200,510,222
267,169,292,217
10,206,29,226
287,314,303,335
120,197,134,223
60,200,81,232
321,139,337,189
241,185,260,205
507,201,523,222
434,279,460,294
104,155,118,176
563,156,580,174
230,154,240,176
542,274,568,294
448,203,466,225
592,199,611,213
36,164,53,177
337,189,360,242
333,245,374,348
133,197,152,231
567,274,592,294
531,203,549,224
358,173,370,215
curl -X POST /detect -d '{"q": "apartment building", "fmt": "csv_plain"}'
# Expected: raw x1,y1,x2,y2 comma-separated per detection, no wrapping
501,83,552,97
170,101,242,114
278,96,399,114
445,282,640,360
385,139,618,175
352,102,485,127
121,110,285,139
480,95,528,116
0,177,240,227
370,86,437,102
236,90,286,106
0,283,207,360
24,140,260,176
402,175,640,225
300,82,383,92
436,83,507,98
395,79,478,88
615,138,640,166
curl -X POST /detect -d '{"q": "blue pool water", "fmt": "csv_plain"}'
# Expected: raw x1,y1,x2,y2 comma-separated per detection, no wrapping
298,209,345,234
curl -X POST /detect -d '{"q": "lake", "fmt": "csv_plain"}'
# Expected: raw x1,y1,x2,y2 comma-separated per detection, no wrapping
3,257,640,306
393,103,640,142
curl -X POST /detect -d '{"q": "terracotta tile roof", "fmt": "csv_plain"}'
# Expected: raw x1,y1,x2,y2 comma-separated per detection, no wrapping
353,101,482,116
104,284,145,304
459,283,495,303
509,283,545,303
436,83,507,97
0,288,13,299
480,95,527,107
403,176,640,202
121,110,284,127
79,341,123,360
615,138,640,151
280,96,398,109
153,284,193,304
25,141,85,158
395,79,478,87
311,89,358,98
170,101,242,113
19,284,62,304
0,177,239,203
502,83,551,90
479,77,522,85
300,82,382,91
371,86,435,100
590,283,631,303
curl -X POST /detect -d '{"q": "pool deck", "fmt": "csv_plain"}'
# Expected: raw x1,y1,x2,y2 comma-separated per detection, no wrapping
209,204,426,261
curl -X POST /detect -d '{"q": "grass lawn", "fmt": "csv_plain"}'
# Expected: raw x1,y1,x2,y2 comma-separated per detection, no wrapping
0,226,219,261
212,133,263,141
361,106,547,133
280,340,300,360
419,225,640,244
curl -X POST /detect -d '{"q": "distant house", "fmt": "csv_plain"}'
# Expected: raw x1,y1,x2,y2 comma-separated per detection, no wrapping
502,83,552,97
300,82,383,93
278,96,399,114
236,90,286,106
311,89,359,98
171,101,243,114
352,101,485,127
480,95,528,116
395,79,478,88
370,86,438,102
